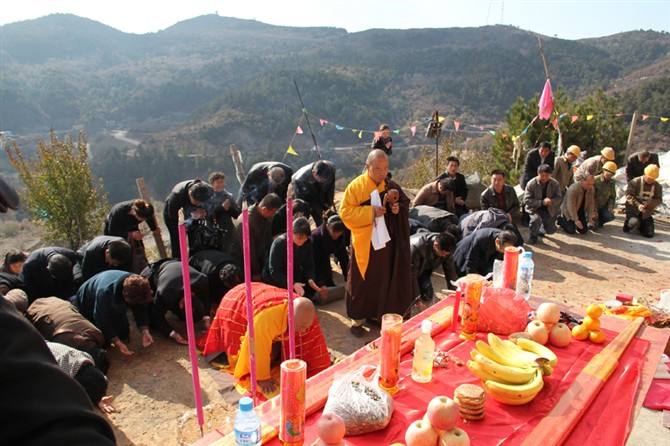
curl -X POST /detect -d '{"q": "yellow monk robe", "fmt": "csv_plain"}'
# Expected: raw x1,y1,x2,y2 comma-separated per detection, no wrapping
339,173,385,278
234,303,288,380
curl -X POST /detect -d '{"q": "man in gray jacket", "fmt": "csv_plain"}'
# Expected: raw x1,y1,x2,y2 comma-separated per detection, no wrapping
559,175,597,235
524,164,562,244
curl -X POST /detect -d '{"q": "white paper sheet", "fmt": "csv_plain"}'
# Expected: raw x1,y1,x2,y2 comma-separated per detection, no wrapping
370,189,390,250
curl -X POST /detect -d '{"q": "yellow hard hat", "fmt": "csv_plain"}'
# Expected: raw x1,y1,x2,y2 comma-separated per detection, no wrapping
644,164,660,180
566,145,581,157
600,147,615,161
602,161,617,174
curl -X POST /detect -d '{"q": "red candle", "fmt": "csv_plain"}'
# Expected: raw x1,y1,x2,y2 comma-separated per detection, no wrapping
379,313,403,393
279,359,306,445
503,246,522,290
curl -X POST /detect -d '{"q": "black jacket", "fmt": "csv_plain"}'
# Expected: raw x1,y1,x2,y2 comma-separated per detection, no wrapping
152,260,210,314
237,162,292,206
310,224,349,287
372,135,393,155
21,247,81,301
262,234,316,288
230,204,273,278
480,185,520,216
164,179,203,224
408,206,459,233
0,298,115,446
189,249,237,302
0,272,25,294
291,162,336,211
77,236,131,283
520,148,555,189
104,200,157,238
436,171,468,201
626,152,660,181
452,227,502,276
410,232,457,288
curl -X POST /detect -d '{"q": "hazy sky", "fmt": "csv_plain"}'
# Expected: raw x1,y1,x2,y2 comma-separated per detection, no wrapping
2,0,668,39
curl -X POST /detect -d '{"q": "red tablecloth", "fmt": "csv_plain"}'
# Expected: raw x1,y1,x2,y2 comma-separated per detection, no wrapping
265,328,649,445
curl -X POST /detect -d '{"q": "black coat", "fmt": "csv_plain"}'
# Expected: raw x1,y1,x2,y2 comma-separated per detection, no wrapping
452,227,502,276
436,171,468,201
372,135,393,155
519,148,555,189
310,224,349,287
0,298,115,445
104,200,157,238
262,234,316,288
410,232,457,291
0,272,26,294
164,179,203,224
237,162,292,206
77,235,131,283
21,247,81,301
626,152,660,181
480,185,520,216
291,162,336,212
189,250,237,302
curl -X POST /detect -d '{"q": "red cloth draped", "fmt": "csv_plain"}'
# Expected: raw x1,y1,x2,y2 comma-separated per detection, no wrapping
201,282,330,377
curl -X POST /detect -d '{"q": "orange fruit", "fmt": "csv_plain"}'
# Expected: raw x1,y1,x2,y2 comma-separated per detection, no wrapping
589,330,606,344
582,316,600,331
585,304,603,319
571,324,589,341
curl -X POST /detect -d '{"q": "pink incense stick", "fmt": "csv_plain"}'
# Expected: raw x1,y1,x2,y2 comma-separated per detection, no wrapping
286,198,296,359
451,288,462,333
241,205,258,401
177,217,205,435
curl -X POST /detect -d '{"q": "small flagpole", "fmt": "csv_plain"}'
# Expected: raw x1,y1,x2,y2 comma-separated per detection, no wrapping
177,210,205,436
286,198,296,359
241,202,258,401
293,79,321,160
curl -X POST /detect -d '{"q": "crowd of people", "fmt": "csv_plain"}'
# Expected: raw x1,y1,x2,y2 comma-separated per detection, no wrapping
0,135,664,441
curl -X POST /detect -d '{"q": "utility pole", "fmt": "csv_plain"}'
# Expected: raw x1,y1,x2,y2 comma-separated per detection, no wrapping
624,111,638,162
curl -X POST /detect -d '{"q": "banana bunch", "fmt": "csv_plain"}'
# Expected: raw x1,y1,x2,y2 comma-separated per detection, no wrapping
466,333,558,406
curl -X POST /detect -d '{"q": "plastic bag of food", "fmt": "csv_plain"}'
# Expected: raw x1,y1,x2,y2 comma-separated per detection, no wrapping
323,365,394,435
477,287,531,335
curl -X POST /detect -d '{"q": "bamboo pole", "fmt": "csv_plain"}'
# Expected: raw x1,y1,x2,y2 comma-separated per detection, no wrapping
624,111,639,162
135,177,167,259
229,144,246,187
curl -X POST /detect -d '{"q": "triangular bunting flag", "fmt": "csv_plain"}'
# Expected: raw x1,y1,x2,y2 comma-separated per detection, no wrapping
538,79,554,120
615,113,625,117
295,126,303,135
352,129,358,133
551,118,558,129
319,119,328,126
393,129,400,134
586,115,594,121
661,117,669,122
286,145,298,156
410,126,417,136
358,130,363,139
335,125,344,130
641,115,649,121
488,130,496,135
571,115,579,123
438,116,446,123
454,120,461,131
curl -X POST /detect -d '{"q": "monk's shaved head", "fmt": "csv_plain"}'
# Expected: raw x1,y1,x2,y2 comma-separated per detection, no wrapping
365,149,389,184
293,297,316,333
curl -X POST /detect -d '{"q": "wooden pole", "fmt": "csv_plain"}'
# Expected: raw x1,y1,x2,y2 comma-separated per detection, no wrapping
537,36,550,80
136,178,167,259
229,144,246,186
624,111,639,162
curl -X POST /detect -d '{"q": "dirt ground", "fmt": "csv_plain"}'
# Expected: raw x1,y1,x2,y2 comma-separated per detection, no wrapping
2,215,668,445
94,215,669,446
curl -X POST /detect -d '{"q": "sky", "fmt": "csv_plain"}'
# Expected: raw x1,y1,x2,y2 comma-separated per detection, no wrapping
1,0,668,39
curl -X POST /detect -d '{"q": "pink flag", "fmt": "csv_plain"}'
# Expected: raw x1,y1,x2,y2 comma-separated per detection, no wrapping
319,119,328,126
551,117,559,129
538,79,554,120
410,126,417,136
641,114,649,121
571,115,579,123
296,126,304,134
454,120,461,131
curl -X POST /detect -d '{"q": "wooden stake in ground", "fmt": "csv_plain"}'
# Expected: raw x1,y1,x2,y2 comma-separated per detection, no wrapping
625,111,639,162
229,144,246,187
521,317,645,446
136,177,167,259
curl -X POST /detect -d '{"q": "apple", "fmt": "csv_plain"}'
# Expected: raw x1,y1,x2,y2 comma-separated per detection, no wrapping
426,396,459,432
536,303,561,327
405,419,438,446
439,428,470,446
548,323,572,347
526,320,549,345
313,441,344,446
317,413,346,445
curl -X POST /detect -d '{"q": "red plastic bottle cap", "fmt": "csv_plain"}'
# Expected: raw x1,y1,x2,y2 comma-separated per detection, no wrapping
616,293,633,303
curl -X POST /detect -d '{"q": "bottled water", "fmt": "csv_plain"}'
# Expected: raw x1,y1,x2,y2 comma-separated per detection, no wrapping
234,396,261,445
516,252,534,301
411,319,435,383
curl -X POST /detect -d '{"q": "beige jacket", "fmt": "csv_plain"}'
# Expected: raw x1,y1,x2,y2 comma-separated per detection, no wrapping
560,181,596,223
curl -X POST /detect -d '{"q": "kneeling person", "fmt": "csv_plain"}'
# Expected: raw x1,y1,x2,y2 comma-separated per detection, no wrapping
523,164,562,244
624,165,662,238
202,283,330,394
559,175,596,235
594,162,618,227
410,232,457,302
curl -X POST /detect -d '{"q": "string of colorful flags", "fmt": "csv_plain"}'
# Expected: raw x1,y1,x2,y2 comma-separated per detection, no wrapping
284,106,670,156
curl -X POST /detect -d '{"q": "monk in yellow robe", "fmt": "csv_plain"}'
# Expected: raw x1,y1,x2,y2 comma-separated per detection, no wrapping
339,150,412,337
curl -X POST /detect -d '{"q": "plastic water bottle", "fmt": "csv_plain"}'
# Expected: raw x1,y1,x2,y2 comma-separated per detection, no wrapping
411,319,435,383
516,252,535,301
234,396,261,445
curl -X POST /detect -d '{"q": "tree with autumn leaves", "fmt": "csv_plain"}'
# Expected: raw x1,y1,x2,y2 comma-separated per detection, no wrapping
5,132,108,249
